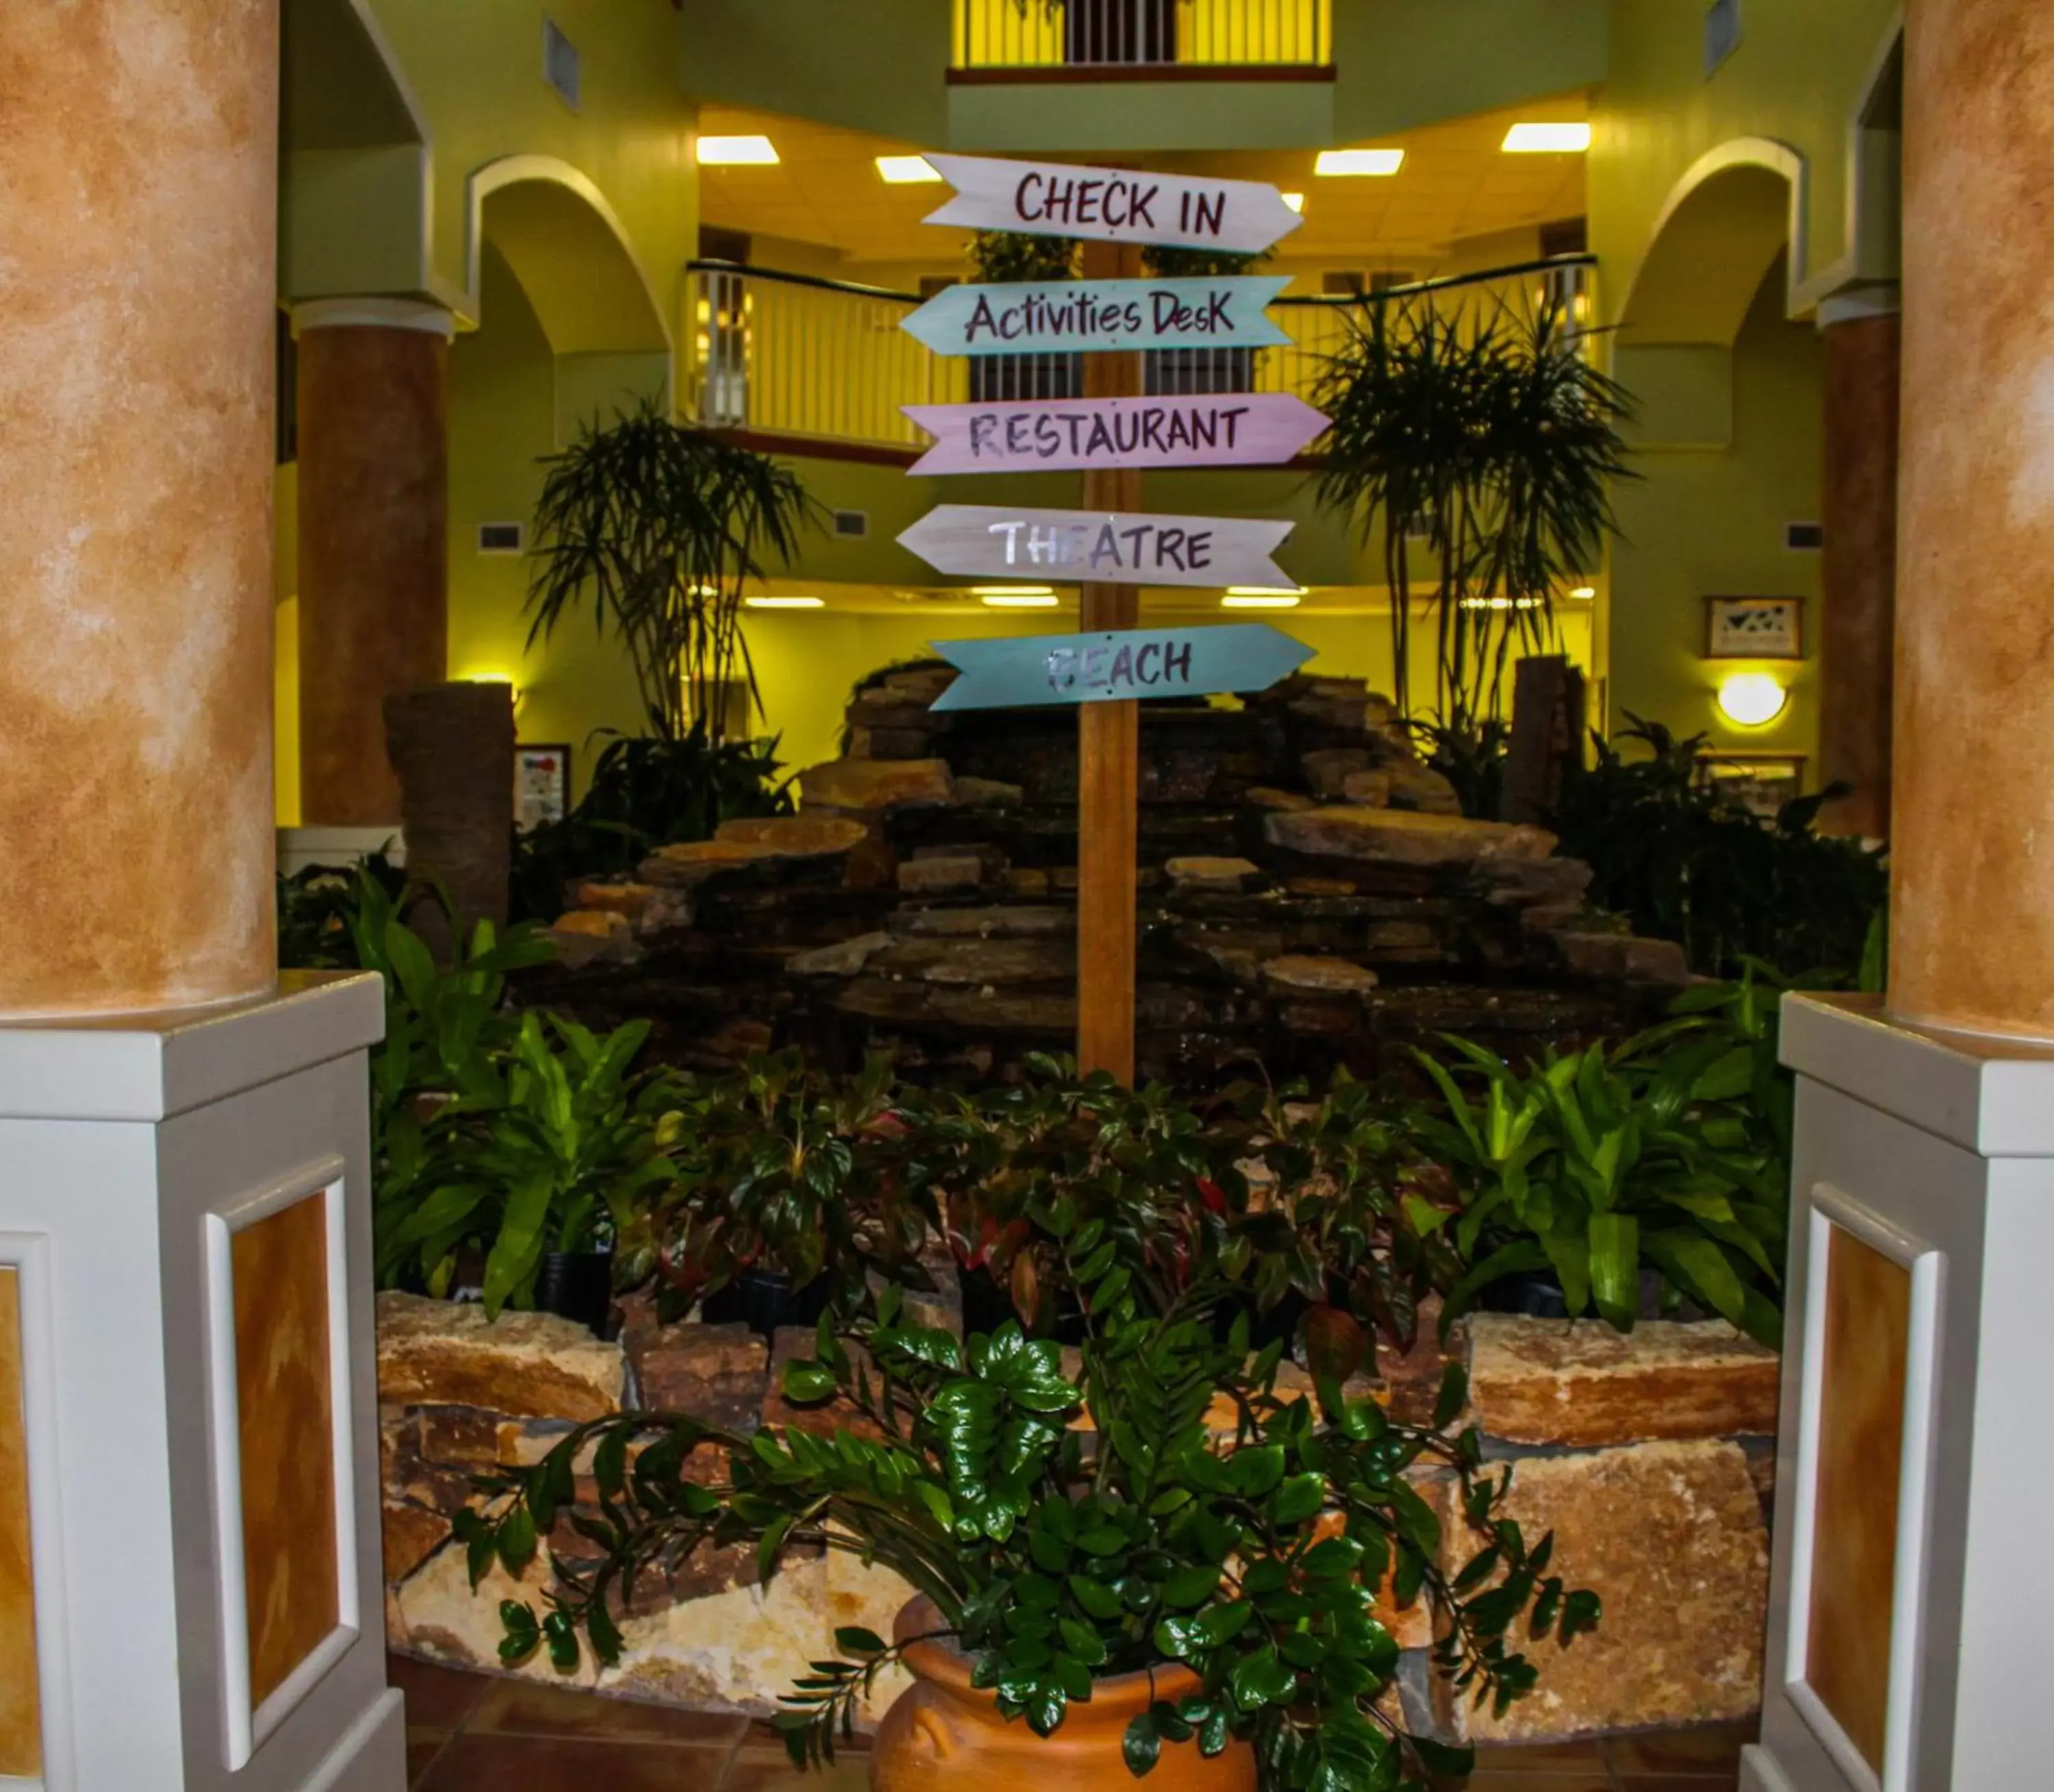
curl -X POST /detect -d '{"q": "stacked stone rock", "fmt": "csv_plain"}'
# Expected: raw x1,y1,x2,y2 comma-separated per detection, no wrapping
535,669,1689,1084
376,1290,1777,1741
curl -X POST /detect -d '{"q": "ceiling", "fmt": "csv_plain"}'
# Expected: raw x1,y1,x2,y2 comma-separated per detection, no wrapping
696,97,1588,274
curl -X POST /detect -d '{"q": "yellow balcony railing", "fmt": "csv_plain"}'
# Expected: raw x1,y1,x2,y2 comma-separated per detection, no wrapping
687,259,1597,459
952,0,1331,71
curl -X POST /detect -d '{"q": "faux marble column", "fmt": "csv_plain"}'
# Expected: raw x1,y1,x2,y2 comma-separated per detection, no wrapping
294,301,452,828
0,0,279,1016
1816,294,1900,840
1892,0,2054,1037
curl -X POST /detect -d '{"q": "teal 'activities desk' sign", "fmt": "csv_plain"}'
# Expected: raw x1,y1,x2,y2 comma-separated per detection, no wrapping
928,622,1311,713
900,276,1291,357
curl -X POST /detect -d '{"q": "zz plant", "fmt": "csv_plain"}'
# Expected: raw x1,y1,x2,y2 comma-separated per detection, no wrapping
465,1262,1597,1790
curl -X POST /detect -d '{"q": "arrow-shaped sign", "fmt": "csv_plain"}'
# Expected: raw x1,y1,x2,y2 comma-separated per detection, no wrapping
925,154,1304,256
905,393,1329,476
929,623,1313,713
899,504,1295,591
900,275,1291,357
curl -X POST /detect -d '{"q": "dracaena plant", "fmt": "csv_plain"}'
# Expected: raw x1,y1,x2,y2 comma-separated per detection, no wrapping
1409,971,1792,1346
377,1011,683,1317
463,1272,1597,1792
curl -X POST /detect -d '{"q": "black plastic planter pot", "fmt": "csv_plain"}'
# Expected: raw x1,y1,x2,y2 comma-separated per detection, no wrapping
1477,1268,1573,1321
534,1250,616,1335
701,1268,831,1340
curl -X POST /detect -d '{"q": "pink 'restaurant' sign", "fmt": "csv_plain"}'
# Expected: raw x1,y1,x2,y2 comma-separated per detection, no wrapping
903,394,1328,476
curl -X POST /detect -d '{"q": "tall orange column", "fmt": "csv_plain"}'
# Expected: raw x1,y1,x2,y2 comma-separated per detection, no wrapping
294,300,452,827
1891,0,2054,1037
0,0,279,1017
1816,296,1900,840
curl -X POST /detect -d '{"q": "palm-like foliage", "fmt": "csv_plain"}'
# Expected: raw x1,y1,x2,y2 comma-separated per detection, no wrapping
1313,289,1634,732
527,402,816,740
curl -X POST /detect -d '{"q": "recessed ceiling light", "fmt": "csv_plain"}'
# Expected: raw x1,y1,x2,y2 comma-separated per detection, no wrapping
980,590,1060,608
1315,149,1404,177
744,594,823,609
1221,591,1303,609
876,155,941,184
1280,192,1306,214
698,134,779,166
969,585,1054,595
1502,122,1592,154
1569,585,1597,600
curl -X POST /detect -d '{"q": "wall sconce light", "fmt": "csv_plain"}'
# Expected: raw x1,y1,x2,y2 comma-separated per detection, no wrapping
1716,671,1788,727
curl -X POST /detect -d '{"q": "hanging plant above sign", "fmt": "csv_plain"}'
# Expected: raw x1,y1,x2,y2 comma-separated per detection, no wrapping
924,153,1305,255
903,393,1329,476
900,275,1292,357
898,503,1296,589
928,622,1313,712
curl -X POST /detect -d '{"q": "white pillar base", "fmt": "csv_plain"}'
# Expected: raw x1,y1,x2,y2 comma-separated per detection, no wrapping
0,973,402,1791
1754,993,2054,1791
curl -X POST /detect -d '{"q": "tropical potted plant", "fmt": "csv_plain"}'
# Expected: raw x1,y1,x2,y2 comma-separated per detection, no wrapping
894,1056,1257,1342
464,1278,1597,1790
1408,971,1792,1347
627,1049,928,1337
526,400,816,744
375,1009,683,1330
1312,288,1633,733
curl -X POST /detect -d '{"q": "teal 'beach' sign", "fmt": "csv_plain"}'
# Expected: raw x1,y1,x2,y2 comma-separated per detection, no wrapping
928,622,1311,712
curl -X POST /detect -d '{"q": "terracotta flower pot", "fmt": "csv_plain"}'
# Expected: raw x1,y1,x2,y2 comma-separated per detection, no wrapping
872,1596,1258,1792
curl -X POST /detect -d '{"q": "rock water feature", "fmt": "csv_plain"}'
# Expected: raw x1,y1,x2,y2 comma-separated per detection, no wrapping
528,667,1688,1085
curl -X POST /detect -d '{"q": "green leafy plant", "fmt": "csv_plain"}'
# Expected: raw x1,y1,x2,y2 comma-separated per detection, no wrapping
897,1054,1258,1335
527,401,817,741
629,1049,924,1316
277,848,404,970
1409,968,1795,1346
379,1011,683,1316
969,230,1081,284
1551,715,1888,980
509,724,792,922
1313,288,1632,730
466,1283,1596,1789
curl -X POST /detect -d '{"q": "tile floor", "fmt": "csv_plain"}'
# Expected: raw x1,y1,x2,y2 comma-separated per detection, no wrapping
390,1654,1753,1791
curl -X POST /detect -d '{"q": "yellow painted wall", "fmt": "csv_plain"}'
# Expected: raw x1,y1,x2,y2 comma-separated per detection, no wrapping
1590,0,1901,320
446,245,651,797
1608,257,1819,767
362,0,696,323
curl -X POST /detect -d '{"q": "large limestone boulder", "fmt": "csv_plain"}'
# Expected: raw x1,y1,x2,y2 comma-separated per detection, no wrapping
376,1292,622,1421
1467,1316,1779,1449
799,757,954,812
1432,1439,1768,1741
1265,806,1558,867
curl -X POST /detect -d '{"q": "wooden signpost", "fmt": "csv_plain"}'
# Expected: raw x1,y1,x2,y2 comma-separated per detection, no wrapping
903,159,1313,1079
902,393,1330,476
899,274,1292,357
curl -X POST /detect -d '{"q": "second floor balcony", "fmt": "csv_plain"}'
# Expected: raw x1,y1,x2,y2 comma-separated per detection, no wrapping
687,255,1596,462
952,0,1332,80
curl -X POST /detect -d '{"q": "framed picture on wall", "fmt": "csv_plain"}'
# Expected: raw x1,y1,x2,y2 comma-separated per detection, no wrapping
1704,596,1804,660
516,744,571,831
1697,752,1807,822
